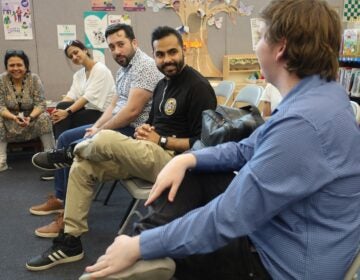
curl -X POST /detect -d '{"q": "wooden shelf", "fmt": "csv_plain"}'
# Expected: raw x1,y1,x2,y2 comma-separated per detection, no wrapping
223,54,265,103
228,69,260,73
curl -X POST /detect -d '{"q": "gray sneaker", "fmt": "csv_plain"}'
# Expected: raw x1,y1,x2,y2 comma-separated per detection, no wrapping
32,148,73,171
78,257,176,280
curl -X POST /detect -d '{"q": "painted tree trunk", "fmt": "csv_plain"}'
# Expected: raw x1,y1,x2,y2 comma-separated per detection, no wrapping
183,28,222,77
173,1,239,78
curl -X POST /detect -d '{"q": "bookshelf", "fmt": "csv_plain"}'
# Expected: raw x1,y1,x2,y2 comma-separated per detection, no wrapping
223,54,266,102
338,21,360,103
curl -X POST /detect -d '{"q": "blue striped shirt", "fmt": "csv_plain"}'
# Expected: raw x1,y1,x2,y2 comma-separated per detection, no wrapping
141,75,360,279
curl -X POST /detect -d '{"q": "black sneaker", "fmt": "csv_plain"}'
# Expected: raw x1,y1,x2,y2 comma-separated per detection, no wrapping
32,148,73,171
40,171,55,181
26,232,84,271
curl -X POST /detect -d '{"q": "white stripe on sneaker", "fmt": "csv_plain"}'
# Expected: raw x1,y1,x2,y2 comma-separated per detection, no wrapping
48,255,57,262
54,163,69,169
57,250,67,258
48,250,68,262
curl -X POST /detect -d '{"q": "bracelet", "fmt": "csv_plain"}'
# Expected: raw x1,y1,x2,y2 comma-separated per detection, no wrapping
66,109,73,115
29,116,35,122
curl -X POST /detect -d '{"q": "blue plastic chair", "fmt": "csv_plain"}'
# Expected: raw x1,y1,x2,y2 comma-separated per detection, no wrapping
214,80,236,106
231,85,263,107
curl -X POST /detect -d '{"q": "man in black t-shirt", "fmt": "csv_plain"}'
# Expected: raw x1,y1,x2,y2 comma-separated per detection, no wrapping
26,26,217,271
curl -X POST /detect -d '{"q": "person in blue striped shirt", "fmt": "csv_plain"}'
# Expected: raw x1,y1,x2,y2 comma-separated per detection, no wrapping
82,0,360,279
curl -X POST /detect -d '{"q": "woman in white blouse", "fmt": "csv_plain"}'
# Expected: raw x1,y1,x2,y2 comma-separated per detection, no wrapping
51,40,114,138
259,83,282,119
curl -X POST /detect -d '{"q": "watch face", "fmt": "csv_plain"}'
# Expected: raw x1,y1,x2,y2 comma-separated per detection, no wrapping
161,137,166,144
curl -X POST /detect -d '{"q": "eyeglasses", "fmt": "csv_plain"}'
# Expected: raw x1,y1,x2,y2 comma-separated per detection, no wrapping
5,49,25,56
63,40,82,50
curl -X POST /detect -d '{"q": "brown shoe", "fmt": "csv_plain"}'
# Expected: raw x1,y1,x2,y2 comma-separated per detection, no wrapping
35,213,64,238
29,194,64,215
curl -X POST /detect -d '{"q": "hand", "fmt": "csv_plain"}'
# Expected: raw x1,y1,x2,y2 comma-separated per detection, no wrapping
134,124,160,144
85,235,141,279
15,116,29,127
51,109,68,124
84,126,99,138
22,116,31,126
145,153,197,206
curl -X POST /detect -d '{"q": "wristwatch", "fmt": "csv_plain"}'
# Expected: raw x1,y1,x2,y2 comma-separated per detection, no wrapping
29,116,35,122
159,136,168,148
66,108,73,115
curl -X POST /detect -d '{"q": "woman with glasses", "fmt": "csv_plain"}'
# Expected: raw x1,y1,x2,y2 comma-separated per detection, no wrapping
51,40,115,139
0,50,55,172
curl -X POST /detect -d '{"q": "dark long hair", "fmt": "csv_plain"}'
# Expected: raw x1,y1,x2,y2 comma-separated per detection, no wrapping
64,40,91,58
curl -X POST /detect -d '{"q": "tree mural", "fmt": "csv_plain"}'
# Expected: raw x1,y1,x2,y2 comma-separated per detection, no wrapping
147,0,253,77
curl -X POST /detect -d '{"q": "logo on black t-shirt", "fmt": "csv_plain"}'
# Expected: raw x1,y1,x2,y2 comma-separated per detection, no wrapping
164,98,177,115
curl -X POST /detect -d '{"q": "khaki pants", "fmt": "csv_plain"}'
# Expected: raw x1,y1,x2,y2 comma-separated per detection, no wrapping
64,130,174,236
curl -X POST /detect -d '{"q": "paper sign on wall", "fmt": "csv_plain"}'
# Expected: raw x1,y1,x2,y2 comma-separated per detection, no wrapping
1,0,33,40
93,49,105,64
84,11,108,49
250,18,265,51
91,0,115,11
108,14,131,25
57,25,76,49
123,0,145,12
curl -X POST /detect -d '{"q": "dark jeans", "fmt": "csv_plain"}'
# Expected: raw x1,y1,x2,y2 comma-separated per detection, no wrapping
135,172,271,280
53,101,102,139
54,124,135,200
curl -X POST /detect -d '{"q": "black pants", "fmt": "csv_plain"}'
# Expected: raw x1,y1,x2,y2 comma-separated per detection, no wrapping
53,101,102,139
134,171,271,280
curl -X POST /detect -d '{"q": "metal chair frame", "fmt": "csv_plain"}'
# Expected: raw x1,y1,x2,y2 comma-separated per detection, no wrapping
231,85,263,107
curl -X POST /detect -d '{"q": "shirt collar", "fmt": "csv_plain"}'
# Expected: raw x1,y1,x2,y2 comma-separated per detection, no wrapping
272,75,325,115
124,48,141,70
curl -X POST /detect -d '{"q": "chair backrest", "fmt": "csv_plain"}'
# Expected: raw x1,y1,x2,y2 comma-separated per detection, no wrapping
350,101,360,124
214,80,235,106
231,85,263,107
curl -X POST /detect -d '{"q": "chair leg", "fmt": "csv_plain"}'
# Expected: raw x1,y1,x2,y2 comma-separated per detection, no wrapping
104,180,119,205
93,182,105,201
118,198,144,235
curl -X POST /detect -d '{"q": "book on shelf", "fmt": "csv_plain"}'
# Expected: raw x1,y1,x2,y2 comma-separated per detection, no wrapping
351,70,360,97
342,29,360,57
338,67,360,96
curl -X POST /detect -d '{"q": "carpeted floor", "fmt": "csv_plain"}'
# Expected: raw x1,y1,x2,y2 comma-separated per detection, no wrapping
0,153,133,280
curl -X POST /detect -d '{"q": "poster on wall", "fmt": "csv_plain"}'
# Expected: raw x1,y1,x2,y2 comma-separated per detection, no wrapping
84,11,108,49
343,0,359,22
123,0,145,12
93,49,105,64
91,0,115,11
1,0,33,40
57,25,76,49
108,14,131,25
250,18,265,51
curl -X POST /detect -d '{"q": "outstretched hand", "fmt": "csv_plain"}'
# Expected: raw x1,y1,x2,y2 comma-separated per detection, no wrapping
84,235,141,279
84,126,99,138
145,153,197,206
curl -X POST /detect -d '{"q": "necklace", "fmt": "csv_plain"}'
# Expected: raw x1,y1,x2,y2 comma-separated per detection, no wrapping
9,74,27,110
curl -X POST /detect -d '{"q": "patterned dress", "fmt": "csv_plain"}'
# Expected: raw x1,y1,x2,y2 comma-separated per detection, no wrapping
0,72,53,142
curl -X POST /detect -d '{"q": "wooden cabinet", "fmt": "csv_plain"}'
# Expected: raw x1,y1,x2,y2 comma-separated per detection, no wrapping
223,54,266,101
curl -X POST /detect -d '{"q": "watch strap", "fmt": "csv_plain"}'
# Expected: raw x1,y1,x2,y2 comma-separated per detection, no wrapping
159,136,168,148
